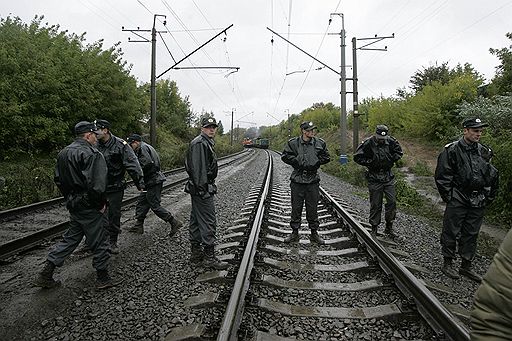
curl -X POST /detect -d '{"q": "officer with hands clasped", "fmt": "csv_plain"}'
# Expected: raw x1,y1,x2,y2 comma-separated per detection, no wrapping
34,121,122,290
281,121,331,245
185,117,229,270
94,119,145,254
126,134,183,235
354,125,403,236
435,117,499,282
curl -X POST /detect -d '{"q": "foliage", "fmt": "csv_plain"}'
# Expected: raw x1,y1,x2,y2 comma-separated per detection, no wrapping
0,16,146,158
488,32,512,96
410,61,483,94
154,79,193,140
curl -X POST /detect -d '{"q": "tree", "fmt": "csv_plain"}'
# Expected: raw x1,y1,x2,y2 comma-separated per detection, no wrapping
409,61,482,94
155,79,193,139
488,32,512,96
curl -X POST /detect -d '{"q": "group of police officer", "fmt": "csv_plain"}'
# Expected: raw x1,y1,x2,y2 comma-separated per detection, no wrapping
34,119,182,290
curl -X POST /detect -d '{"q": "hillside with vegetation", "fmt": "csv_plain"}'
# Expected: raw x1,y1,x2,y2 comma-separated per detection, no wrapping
0,16,510,231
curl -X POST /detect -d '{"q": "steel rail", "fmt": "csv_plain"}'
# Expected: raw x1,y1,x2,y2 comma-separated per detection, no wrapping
320,187,470,341
0,151,247,221
0,151,252,261
217,150,273,340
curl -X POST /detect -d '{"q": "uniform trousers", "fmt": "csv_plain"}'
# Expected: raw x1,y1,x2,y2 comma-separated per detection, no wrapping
48,208,110,271
441,200,484,261
135,182,172,222
106,190,124,241
368,179,396,227
188,194,216,246
290,181,320,230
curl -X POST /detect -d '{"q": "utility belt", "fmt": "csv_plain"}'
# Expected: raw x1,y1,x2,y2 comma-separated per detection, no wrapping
466,190,482,198
301,170,317,176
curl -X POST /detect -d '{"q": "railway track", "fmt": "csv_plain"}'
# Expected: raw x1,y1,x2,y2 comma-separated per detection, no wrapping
0,150,252,262
166,150,470,340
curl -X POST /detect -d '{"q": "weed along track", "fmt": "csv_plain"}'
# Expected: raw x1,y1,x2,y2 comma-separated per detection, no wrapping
166,151,469,340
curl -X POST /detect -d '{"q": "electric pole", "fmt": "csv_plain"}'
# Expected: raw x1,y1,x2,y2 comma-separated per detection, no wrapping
230,108,235,146
351,33,394,151
123,14,166,146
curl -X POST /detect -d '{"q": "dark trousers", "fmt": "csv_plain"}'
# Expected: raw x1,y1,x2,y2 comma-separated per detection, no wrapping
441,201,484,261
290,181,320,230
135,182,172,222
368,179,396,227
48,208,110,271
188,194,216,246
106,190,124,241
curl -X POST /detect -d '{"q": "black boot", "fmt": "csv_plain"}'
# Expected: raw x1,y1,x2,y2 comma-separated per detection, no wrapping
459,259,482,283
441,257,460,279
190,242,204,265
283,229,299,243
109,236,119,255
128,219,144,234
168,217,183,237
96,269,123,290
310,230,325,245
34,261,60,288
384,222,395,237
371,225,378,235
202,245,229,270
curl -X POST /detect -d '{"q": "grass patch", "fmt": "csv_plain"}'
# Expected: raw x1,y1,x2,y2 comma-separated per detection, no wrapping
410,160,433,176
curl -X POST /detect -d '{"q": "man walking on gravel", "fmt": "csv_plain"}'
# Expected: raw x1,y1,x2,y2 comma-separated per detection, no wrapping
34,121,122,290
281,121,331,245
95,119,145,254
435,117,499,282
184,116,228,270
354,125,403,236
126,134,183,235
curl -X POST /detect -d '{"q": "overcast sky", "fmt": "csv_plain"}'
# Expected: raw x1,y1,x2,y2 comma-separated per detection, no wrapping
3,0,511,128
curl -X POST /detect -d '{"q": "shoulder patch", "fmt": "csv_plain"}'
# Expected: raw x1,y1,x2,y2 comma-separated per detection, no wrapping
444,141,456,148
121,139,128,145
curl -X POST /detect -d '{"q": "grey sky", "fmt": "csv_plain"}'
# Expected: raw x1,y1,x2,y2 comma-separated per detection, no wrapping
4,0,511,128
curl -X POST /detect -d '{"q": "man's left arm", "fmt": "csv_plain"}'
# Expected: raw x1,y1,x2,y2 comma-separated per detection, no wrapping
391,139,404,162
122,142,145,190
317,139,330,165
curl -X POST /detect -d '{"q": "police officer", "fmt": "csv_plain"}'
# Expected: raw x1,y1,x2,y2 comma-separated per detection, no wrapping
126,134,183,235
354,125,403,236
435,117,499,282
95,119,144,254
34,121,122,289
185,117,228,270
281,121,331,245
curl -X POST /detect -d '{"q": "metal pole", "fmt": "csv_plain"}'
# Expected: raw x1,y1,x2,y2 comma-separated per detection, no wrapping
352,37,360,153
150,15,157,146
230,108,234,146
339,16,348,164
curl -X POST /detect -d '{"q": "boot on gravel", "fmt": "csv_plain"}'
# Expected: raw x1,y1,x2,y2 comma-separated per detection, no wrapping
441,258,460,279
34,261,60,289
371,225,378,235
168,217,184,237
96,269,123,290
283,229,300,243
310,230,325,245
459,259,482,283
202,246,229,270
128,219,144,234
190,243,204,265
384,222,395,237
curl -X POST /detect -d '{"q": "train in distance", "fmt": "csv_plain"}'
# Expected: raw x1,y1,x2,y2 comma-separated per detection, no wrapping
242,137,269,149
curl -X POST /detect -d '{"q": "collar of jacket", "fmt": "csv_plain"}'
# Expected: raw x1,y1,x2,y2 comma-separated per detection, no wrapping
458,137,478,152
99,133,116,148
372,136,390,145
300,136,314,145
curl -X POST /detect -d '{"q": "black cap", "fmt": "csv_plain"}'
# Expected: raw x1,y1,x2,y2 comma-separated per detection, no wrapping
74,121,100,135
462,118,488,129
126,133,142,143
94,119,111,129
201,117,218,128
375,125,389,139
300,121,317,131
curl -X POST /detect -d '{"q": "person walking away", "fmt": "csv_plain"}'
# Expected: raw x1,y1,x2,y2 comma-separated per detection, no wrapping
281,121,331,245
353,124,403,236
435,117,499,282
470,228,512,340
126,134,183,235
94,119,145,254
34,121,122,290
184,117,228,270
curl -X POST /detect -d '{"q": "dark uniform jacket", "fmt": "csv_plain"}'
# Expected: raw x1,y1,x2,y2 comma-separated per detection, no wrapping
54,138,108,211
97,133,144,192
184,132,218,197
281,136,330,184
435,138,499,207
354,136,403,183
133,141,166,187
471,228,512,340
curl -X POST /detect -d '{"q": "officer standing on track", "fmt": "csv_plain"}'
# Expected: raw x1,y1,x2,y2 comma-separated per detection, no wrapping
34,121,122,290
435,117,499,282
95,119,145,254
281,121,331,245
354,125,403,236
185,116,228,270
125,133,183,235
